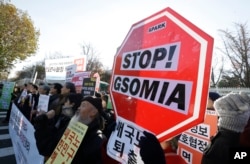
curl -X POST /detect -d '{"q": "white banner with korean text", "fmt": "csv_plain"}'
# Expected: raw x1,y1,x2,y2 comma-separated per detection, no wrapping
45,56,86,81
9,104,44,164
37,94,50,113
107,116,145,164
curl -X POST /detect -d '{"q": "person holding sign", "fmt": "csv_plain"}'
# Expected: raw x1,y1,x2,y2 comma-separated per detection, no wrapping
68,96,107,163
34,93,83,161
30,84,51,123
20,83,38,121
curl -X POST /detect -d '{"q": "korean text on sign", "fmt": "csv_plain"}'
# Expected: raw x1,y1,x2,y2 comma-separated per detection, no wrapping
46,120,88,164
107,117,146,164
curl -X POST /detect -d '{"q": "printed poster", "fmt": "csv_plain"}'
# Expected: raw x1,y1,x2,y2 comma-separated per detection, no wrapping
0,82,15,109
177,110,218,164
46,119,88,164
71,71,91,94
9,104,44,164
107,116,145,164
82,77,96,97
37,94,50,113
65,64,77,82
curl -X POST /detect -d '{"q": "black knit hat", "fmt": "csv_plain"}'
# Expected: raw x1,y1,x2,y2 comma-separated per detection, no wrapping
82,96,103,113
209,92,221,102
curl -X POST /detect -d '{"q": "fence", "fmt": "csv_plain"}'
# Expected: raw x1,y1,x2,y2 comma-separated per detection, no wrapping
209,87,250,96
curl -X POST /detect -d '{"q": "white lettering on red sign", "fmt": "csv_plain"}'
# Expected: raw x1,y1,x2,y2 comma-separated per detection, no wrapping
113,75,192,114
121,42,180,70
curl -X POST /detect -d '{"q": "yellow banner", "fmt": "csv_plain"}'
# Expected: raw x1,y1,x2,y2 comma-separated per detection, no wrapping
46,120,88,164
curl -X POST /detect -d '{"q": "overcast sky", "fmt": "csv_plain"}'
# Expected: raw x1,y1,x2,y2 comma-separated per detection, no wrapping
10,0,250,72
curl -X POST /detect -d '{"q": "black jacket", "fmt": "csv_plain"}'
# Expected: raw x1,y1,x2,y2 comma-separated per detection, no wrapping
201,127,241,164
71,118,106,164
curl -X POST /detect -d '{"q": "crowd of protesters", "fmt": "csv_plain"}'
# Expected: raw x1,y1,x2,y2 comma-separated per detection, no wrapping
2,80,250,164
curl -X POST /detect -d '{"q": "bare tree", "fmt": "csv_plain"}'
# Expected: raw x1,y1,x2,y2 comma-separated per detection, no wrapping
210,54,224,87
218,22,250,87
82,42,103,75
10,63,45,81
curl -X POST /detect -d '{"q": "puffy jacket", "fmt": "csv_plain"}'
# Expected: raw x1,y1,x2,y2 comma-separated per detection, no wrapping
201,127,241,164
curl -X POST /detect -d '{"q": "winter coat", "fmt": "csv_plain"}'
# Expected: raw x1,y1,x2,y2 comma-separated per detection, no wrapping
48,94,60,112
71,118,106,164
201,127,242,164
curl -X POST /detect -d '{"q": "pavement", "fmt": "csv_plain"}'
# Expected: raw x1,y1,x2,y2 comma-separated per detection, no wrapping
0,110,16,164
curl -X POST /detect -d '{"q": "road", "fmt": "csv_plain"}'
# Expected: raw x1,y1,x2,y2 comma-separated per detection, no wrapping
0,110,16,164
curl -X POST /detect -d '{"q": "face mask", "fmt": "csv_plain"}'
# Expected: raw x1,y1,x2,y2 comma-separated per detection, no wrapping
62,105,74,118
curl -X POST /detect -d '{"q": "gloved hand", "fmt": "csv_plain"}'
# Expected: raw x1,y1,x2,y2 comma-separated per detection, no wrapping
214,92,250,132
139,131,166,164
33,114,49,130
104,120,116,139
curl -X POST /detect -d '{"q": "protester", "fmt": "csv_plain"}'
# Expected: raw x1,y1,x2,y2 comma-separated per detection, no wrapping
30,84,50,123
99,93,116,139
34,96,106,164
201,92,250,164
47,83,63,112
45,82,76,122
17,83,31,109
70,96,107,163
19,83,38,120
101,93,108,110
2,87,21,123
38,84,50,95
17,83,28,106
29,84,39,119
207,92,221,110
34,93,83,161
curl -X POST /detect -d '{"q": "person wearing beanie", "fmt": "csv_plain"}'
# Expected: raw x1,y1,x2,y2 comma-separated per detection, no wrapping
201,92,250,164
68,96,107,163
207,92,221,110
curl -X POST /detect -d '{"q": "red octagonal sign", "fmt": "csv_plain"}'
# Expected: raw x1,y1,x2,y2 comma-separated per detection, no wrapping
110,7,213,142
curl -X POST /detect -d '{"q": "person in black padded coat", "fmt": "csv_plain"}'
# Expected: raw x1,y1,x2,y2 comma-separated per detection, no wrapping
201,92,250,164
